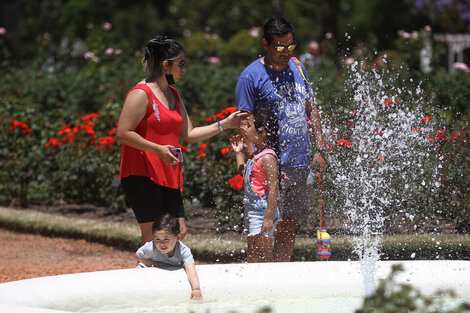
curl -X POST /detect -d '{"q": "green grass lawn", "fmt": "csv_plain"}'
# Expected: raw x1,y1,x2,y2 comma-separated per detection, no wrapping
1,206,469,262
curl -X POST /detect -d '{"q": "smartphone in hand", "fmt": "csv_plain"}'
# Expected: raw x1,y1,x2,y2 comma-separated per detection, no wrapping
170,147,183,162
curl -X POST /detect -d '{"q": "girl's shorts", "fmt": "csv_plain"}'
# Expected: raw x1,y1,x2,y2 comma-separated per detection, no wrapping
244,200,280,239
121,175,184,223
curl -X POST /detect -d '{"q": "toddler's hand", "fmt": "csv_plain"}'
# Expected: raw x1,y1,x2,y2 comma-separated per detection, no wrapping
230,135,244,153
190,288,203,300
151,261,167,268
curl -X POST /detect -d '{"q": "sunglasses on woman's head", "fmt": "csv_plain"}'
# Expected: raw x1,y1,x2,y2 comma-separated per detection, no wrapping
272,42,297,53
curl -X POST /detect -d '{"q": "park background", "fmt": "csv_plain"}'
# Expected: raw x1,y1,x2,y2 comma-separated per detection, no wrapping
0,0,469,245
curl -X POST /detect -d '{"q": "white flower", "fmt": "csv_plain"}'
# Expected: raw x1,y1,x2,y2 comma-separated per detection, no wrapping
208,56,221,64
84,51,95,60
103,22,112,31
105,48,114,55
453,62,469,72
249,27,261,37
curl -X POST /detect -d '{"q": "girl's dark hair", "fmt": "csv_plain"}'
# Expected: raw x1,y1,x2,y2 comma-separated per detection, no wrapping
263,18,295,44
152,212,180,236
143,34,185,80
254,109,280,157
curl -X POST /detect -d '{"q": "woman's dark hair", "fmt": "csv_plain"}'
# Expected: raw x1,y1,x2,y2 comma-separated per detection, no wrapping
263,18,295,44
254,109,280,158
143,34,185,80
152,212,180,236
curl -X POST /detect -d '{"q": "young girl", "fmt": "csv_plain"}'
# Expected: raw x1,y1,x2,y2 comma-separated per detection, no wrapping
230,109,280,263
136,213,202,300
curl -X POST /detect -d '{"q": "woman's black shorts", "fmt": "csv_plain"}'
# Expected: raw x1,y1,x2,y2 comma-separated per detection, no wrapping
121,175,184,223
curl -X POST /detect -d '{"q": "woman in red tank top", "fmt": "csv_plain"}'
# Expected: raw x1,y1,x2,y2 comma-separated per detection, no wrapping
116,35,247,245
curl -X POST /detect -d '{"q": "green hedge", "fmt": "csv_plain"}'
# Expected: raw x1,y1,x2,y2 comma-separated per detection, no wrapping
1,23,469,232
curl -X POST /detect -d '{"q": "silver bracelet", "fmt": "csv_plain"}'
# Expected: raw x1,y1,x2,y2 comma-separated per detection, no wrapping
217,120,224,132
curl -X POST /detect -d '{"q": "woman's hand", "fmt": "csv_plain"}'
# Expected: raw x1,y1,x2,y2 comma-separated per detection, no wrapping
155,145,180,165
221,111,250,130
177,217,187,241
230,135,244,154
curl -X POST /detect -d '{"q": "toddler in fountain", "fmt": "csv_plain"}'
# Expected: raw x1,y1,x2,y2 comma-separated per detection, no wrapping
136,212,202,300
231,109,280,262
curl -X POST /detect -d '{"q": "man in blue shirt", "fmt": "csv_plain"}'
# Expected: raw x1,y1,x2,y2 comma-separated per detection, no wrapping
236,18,327,262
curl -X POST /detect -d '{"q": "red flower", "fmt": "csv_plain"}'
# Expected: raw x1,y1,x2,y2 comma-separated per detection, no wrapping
83,113,99,121
347,121,354,127
423,116,433,123
378,155,385,162
337,138,352,148
451,132,461,140
426,136,434,142
413,127,422,134
435,129,448,142
62,133,76,143
205,117,213,122
9,119,31,134
221,147,230,155
198,143,208,152
373,129,384,136
108,128,117,136
196,153,206,159
384,99,393,105
223,107,237,115
228,174,244,190
99,136,116,145
180,145,188,152
45,138,62,149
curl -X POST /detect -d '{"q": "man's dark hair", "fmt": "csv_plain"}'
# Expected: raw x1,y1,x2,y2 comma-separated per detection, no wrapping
263,18,295,44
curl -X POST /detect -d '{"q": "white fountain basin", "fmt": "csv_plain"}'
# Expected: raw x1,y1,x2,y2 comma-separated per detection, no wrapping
0,261,468,313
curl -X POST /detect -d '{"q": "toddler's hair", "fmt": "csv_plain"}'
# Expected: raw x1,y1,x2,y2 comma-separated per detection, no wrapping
152,212,180,236
254,109,280,157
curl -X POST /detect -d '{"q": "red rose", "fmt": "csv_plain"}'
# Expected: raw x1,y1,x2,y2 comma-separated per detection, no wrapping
228,175,244,190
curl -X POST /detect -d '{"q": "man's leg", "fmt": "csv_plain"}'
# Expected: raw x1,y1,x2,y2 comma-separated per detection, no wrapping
273,217,297,262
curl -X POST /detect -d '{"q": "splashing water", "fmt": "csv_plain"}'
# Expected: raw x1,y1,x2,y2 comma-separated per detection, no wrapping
322,58,440,295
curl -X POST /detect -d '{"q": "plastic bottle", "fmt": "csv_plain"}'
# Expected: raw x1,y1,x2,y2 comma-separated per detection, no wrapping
317,229,331,260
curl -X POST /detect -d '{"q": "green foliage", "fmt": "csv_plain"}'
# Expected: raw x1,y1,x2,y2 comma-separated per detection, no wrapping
0,5,469,232
356,264,470,313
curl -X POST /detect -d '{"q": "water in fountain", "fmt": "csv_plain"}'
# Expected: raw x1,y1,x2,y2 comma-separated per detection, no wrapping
322,56,441,295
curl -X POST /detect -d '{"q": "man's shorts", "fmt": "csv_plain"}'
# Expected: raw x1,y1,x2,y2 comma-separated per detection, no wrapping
278,167,315,221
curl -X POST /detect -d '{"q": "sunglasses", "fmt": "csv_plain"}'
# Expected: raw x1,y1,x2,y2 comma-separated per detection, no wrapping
271,42,297,53
166,58,186,68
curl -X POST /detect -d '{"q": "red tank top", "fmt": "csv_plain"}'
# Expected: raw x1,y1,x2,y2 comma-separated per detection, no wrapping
119,83,183,189
250,148,278,197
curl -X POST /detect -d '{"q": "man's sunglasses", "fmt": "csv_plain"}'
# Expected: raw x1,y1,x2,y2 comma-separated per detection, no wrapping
272,42,297,53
